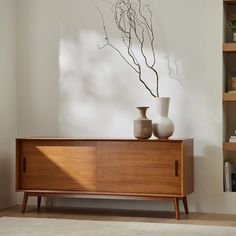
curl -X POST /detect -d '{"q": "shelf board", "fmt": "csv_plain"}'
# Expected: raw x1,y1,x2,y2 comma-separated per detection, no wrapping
224,142,236,151
224,0,236,4
223,43,236,52
223,92,236,101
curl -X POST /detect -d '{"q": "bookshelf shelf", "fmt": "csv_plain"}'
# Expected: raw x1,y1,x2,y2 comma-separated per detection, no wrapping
223,43,236,52
224,0,236,4
223,93,236,101
224,142,236,151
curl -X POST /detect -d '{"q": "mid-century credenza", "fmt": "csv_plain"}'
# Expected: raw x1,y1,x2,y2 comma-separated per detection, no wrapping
16,138,194,219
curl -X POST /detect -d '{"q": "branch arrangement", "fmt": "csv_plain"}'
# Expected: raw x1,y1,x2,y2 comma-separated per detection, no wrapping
96,0,159,97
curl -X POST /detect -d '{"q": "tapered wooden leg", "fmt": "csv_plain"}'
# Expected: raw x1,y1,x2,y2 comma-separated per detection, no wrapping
173,197,180,220
182,196,189,214
37,196,42,211
22,193,28,213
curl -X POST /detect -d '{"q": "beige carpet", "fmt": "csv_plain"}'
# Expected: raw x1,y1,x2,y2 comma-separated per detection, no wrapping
0,217,236,236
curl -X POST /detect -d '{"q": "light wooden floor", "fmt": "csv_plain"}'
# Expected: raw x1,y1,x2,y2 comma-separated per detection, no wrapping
1,205,236,227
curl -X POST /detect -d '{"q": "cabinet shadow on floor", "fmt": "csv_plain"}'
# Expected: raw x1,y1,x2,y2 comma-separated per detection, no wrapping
1,205,236,227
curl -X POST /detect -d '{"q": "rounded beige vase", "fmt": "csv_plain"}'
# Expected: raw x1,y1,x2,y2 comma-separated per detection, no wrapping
153,97,174,139
134,107,152,139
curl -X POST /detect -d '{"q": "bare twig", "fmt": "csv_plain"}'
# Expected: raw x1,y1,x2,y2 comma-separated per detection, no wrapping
95,4,139,73
96,0,159,97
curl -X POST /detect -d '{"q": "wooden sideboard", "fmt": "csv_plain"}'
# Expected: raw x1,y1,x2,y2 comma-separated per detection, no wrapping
16,138,194,219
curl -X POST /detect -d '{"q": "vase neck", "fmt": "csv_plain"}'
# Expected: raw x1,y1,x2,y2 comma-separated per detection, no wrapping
156,97,170,117
137,107,149,119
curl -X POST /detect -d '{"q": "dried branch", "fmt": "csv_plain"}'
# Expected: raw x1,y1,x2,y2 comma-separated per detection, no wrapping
96,0,159,97
95,4,139,73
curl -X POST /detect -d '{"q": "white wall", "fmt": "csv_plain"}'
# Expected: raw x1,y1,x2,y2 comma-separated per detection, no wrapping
17,0,59,136
17,0,236,214
0,0,17,209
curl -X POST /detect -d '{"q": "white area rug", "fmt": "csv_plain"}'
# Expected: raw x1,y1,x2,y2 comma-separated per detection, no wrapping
0,217,236,236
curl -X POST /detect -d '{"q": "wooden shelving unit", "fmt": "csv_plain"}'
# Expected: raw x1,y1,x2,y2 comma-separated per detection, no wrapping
223,0,236,192
224,142,236,151
223,43,236,52
223,92,236,101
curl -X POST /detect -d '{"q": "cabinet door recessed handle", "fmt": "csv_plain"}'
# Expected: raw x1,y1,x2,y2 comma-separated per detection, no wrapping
22,157,26,173
175,160,179,177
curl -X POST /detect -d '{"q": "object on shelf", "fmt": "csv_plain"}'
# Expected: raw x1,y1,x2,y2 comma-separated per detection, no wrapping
229,135,236,142
133,107,152,139
232,173,236,192
153,97,174,139
227,76,236,92
224,162,233,192
229,139,236,142
228,14,236,42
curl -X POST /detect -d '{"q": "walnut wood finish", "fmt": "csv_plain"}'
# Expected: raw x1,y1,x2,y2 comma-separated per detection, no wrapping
22,192,28,213
223,92,236,101
16,138,194,219
182,140,194,196
223,142,236,150
224,0,236,4
173,197,180,220
223,43,236,52
182,196,189,214
97,141,181,195
19,140,97,191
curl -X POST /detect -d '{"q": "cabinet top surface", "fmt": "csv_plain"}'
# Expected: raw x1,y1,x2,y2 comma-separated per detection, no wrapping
16,137,193,142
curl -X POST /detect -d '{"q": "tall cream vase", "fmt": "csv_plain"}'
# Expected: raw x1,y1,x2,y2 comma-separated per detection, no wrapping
153,97,174,139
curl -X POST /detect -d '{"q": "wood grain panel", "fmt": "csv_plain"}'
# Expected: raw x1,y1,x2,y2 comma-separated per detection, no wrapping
224,142,236,150
182,139,194,196
97,141,182,195
16,138,194,218
223,92,236,101
223,43,236,52
15,139,21,191
20,140,96,191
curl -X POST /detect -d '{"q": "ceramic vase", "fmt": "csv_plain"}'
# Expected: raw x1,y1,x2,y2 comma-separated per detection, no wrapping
153,97,174,139
233,32,236,42
134,107,152,139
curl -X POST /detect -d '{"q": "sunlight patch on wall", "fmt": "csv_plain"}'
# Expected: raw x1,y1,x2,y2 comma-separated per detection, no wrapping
58,29,185,138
